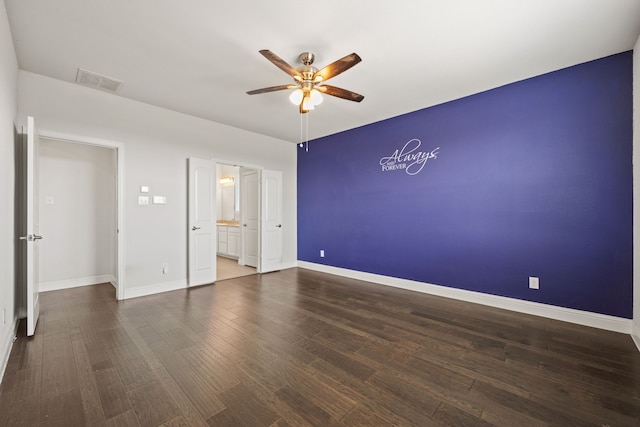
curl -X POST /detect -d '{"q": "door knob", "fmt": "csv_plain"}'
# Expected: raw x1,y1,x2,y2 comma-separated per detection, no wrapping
33,235,43,240
276,224,282,228
243,224,247,227
191,226,201,231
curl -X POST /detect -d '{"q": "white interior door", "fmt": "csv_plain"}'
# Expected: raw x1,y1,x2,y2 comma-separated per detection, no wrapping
23,116,41,336
241,168,259,268
188,158,216,286
260,170,283,273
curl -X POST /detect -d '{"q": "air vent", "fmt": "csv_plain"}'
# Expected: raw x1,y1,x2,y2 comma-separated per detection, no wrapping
75,68,123,92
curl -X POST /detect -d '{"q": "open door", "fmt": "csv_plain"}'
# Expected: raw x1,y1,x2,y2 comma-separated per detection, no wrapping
188,158,216,286
240,168,259,268
260,170,283,273
21,116,41,336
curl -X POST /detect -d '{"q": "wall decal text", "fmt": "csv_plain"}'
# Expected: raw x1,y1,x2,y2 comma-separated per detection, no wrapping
379,138,440,175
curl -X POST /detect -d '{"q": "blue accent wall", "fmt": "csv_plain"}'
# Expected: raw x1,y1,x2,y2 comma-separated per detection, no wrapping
297,52,633,318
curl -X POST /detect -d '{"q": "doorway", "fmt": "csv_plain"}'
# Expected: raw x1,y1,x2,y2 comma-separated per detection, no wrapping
215,163,256,280
38,130,125,299
38,139,118,292
188,158,283,286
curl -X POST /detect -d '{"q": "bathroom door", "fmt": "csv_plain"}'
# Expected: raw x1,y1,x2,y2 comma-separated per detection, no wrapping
240,168,259,267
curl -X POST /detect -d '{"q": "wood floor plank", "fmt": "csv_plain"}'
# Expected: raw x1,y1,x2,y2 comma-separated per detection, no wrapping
0,386,41,427
339,405,391,426
205,409,245,427
308,357,446,426
274,385,333,425
161,415,192,427
433,401,495,427
0,361,42,401
237,339,357,421
147,339,226,419
176,344,240,393
109,342,156,391
40,388,86,426
216,382,281,426
40,332,79,400
295,337,375,381
105,409,141,427
94,365,134,420
470,379,593,426
71,337,104,417
127,380,181,427
152,366,210,427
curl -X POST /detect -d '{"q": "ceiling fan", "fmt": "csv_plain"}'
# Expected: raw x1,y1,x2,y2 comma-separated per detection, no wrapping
247,50,364,114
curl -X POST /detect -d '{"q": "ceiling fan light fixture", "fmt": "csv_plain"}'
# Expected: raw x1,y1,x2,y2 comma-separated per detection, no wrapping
289,88,304,105
310,89,323,106
301,95,314,111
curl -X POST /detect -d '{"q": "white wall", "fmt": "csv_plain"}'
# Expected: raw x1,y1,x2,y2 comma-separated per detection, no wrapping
633,35,640,350
0,0,18,381
18,71,297,298
39,139,116,289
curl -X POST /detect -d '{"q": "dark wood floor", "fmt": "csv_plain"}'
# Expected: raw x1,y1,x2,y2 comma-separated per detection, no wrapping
1,268,639,426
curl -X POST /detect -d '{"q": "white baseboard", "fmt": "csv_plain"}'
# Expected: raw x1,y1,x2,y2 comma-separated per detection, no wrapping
122,261,301,300
0,317,18,385
40,274,116,292
632,322,640,352
297,261,633,335
265,261,298,273
123,279,188,300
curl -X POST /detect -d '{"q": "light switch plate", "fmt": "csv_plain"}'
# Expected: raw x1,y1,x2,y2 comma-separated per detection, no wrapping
138,196,149,205
140,185,149,193
153,196,167,205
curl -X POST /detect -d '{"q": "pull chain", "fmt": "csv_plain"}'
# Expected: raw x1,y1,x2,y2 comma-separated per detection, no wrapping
299,112,309,152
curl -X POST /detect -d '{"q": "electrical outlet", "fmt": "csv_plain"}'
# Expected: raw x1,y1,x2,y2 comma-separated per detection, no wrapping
320,250,325,257
529,277,539,290
162,263,168,274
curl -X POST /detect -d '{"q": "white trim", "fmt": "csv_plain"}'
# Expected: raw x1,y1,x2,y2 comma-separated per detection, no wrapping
297,261,633,334
632,322,640,352
214,157,264,171
0,317,18,384
40,274,115,292
38,130,125,300
123,279,188,300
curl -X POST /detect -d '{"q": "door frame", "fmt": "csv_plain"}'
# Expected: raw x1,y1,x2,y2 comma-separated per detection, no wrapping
213,159,266,272
37,130,125,300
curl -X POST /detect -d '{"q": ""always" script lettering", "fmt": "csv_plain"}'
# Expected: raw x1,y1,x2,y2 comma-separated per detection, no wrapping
379,139,440,175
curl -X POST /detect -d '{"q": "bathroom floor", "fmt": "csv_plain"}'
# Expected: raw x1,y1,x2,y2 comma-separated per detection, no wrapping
216,255,257,281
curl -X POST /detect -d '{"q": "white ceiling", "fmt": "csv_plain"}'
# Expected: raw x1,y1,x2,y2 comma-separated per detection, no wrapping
5,0,640,143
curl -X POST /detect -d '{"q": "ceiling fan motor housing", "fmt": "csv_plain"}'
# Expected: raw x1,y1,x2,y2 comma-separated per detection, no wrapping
299,52,315,65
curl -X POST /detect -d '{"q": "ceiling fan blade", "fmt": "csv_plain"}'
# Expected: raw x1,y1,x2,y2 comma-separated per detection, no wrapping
317,85,364,102
259,50,302,81
246,84,296,95
313,53,361,82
